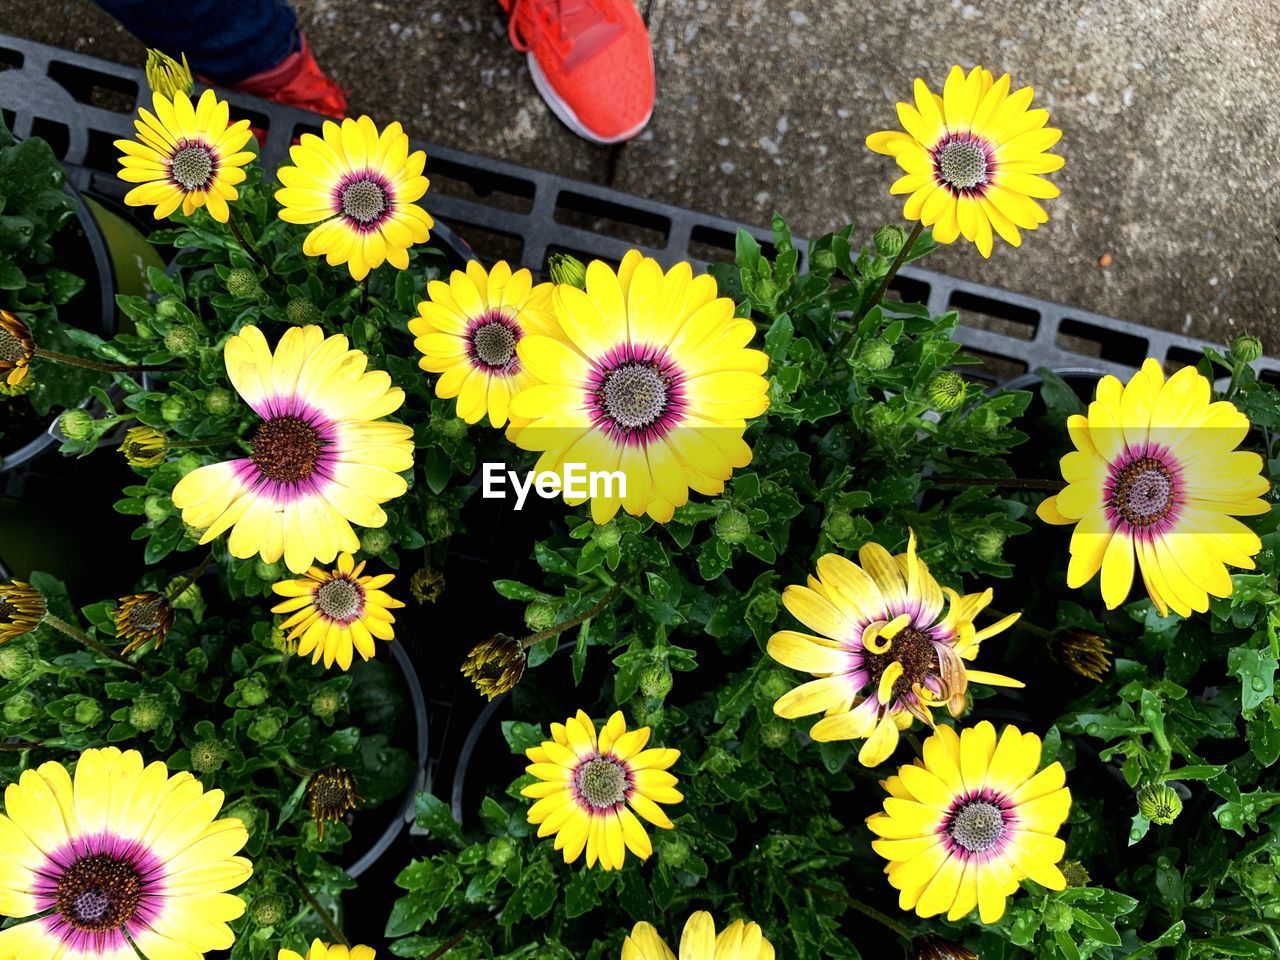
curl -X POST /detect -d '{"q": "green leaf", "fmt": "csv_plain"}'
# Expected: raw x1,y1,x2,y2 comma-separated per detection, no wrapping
414,793,463,845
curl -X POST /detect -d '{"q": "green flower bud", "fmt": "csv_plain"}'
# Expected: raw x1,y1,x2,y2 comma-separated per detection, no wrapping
760,717,791,748
129,696,165,732
185,646,209,671
73,698,103,726
1061,860,1091,888
591,522,622,550
3,691,39,724
59,408,95,441
310,688,342,720
714,508,751,545
858,339,894,371
1241,863,1275,895
203,388,235,416
160,396,188,423
238,677,269,707
286,297,320,326
487,836,518,867
0,644,34,680
1043,899,1073,932
145,49,194,100
163,325,198,356
973,528,1006,561
629,699,663,729
523,600,558,632
436,416,467,439
703,746,737,777
254,558,283,582
144,495,173,524
247,713,282,743
1231,334,1264,364
757,669,793,702
638,660,673,699
824,508,856,542
223,800,257,833
1138,783,1183,824
810,247,837,273
548,253,588,290
226,269,259,298
927,371,966,412
249,893,288,927
174,452,201,475
0,376,36,398
155,295,181,320
359,527,392,555
874,224,908,258
190,739,225,773
657,832,691,868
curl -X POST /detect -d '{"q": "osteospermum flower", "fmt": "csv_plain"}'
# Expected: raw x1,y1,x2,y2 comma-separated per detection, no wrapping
766,532,1023,767
623,912,775,960
171,325,414,574
0,746,252,959
523,710,681,870
1036,359,1270,616
275,116,434,281
0,310,34,386
868,722,1070,923
115,88,254,222
867,65,1064,257
508,250,770,523
460,633,527,699
115,591,175,653
280,941,377,960
409,260,557,427
0,580,45,643
306,766,360,838
270,553,404,670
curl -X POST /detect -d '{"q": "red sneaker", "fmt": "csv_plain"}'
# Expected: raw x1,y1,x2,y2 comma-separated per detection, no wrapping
230,33,348,120
503,0,655,144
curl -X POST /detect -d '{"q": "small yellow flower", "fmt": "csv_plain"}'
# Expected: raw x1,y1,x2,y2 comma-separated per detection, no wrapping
280,940,377,960
0,310,35,386
271,553,404,670
409,566,445,604
118,425,168,467
866,65,1064,257
523,710,681,870
622,912,774,960
115,591,175,653
0,580,46,644
144,48,194,99
306,766,360,838
460,634,527,699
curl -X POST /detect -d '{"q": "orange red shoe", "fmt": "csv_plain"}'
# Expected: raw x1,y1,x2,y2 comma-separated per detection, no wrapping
230,33,348,120
503,0,655,144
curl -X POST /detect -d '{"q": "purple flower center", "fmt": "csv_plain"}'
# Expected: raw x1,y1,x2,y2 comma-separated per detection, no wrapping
467,313,521,372
587,344,687,446
941,792,1014,857
932,133,993,196
574,755,629,810
56,854,141,930
317,576,364,622
169,138,216,191
1109,456,1176,528
334,171,395,231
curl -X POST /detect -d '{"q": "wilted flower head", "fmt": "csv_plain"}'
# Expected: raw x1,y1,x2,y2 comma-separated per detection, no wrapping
115,591,175,653
119,425,169,468
409,567,445,604
461,634,526,700
307,766,360,838
1052,628,1112,682
0,310,35,387
0,580,46,644
909,934,978,960
144,48,194,99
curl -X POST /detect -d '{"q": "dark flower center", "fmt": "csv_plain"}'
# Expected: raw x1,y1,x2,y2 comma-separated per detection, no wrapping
340,178,388,224
471,320,517,368
863,627,937,702
125,598,166,632
0,599,14,622
576,756,627,809
1111,457,1175,526
251,416,321,484
601,363,669,429
948,799,1006,852
170,143,215,191
316,577,363,621
0,327,26,362
937,139,989,191
56,854,142,931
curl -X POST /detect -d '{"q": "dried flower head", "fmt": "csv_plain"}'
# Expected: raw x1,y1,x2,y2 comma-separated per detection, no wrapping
115,592,175,653
461,634,526,700
409,566,445,604
1052,628,1112,682
0,580,46,644
0,310,35,387
119,426,169,468
908,934,979,960
307,766,360,838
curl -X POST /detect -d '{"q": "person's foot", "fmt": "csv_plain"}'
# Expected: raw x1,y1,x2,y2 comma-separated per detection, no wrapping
230,33,348,119
503,0,655,144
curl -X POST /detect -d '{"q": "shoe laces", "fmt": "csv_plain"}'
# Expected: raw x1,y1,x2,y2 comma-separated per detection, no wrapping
508,0,618,58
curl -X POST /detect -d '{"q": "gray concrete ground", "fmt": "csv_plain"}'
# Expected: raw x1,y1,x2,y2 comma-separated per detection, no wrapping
5,0,1278,346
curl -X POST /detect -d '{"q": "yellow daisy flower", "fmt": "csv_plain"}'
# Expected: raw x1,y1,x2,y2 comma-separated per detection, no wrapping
622,912,775,960
275,116,434,281
1036,359,1271,616
508,250,770,524
408,260,556,427
766,532,1023,767
866,65,1064,257
270,553,404,670
280,940,376,960
114,88,254,223
0,747,252,959
522,709,681,870
0,579,46,643
172,325,414,575
867,721,1071,924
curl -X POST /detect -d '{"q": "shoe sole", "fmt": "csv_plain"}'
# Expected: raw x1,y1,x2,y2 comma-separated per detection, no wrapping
526,53,652,145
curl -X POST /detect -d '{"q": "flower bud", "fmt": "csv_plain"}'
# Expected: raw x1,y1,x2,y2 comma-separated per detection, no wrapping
140,496,171,525
757,669,792,701
547,253,587,289
638,660,673,699
286,297,320,326
247,713,282,743
523,600,558,632
154,295,181,320
1043,899,1074,932
714,508,751,545
144,49,194,99
226,269,259,299
823,508,855,542
238,677,269,707
435,416,467,439
203,388,234,416
0,644,34,680
630,698,663,729
810,247,837,273
163,325,198,356
927,371,966,412
223,800,257,834
409,567,445,604
129,696,165,731
3,690,38,723
1230,334,1264,364
591,522,622,549
59,408,95,441
359,527,392,555
657,832,691,868
1240,863,1275,895
190,739,225,773
118,426,168,468
1138,782,1183,824
972,528,1005,561
73,698,103,726
461,635,527,700
254,558,283,581
760,717,791,748
486,836,518,867
160,396,188,423
1061,859,1091,888
310,688,342,720
249,893,288,927
858,339,894,371
874,224,908,258
185,646,209,671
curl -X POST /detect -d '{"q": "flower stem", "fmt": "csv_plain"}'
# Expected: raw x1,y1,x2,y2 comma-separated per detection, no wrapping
41,614,139,671
0,741,44,751
225,209,271,273
804,884,914,940
423,914,497,960
359,276,369,312
518,582,622,650
167,550,214,602
832,220,925,357
33,349,176,375
930,475,1065,491
168,435,242,450
290,865,348,946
